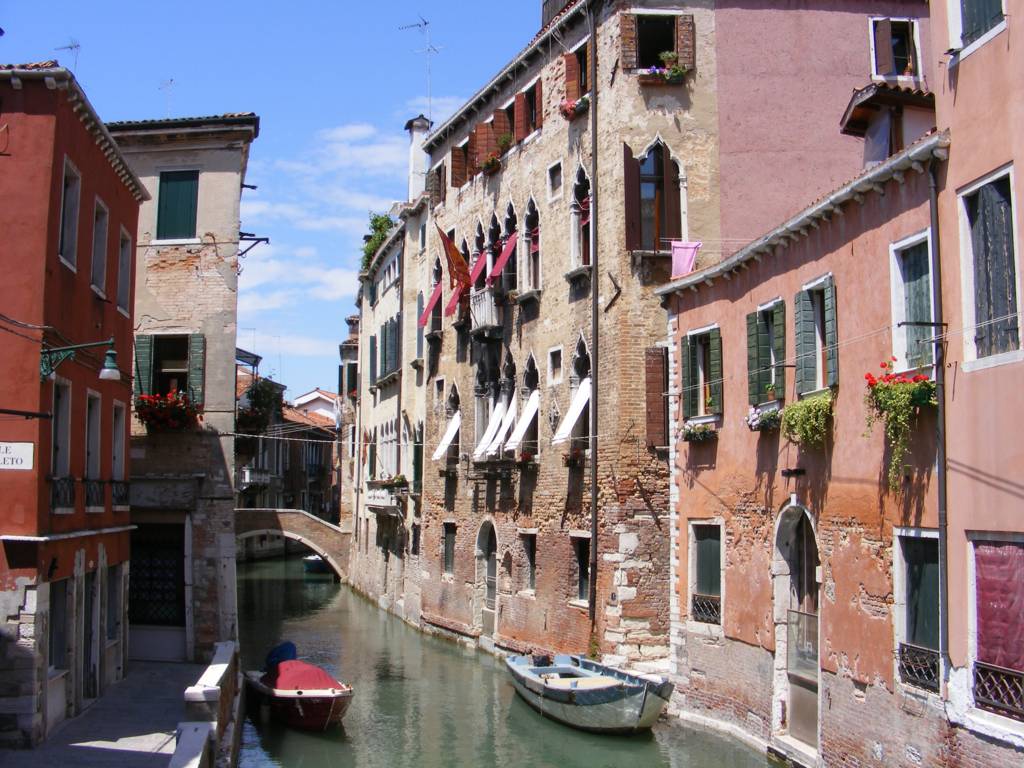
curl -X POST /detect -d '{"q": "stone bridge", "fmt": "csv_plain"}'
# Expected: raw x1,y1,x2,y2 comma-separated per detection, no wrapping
235,508,351,580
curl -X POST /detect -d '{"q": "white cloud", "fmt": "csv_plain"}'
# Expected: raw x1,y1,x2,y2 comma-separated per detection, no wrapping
319,123,377,142
238,242,360,311
405,95,467,126
238,289,295,315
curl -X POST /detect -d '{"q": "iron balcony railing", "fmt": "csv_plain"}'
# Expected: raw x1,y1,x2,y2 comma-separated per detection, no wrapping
111,480,130,508
50,476,75,510
84,479,105,508
691,593,721,625
898,642,940,693
470,289,500,333
975,660,1024,721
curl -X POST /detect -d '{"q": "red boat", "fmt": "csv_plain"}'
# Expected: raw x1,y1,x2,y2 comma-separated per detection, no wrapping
245,659,353,731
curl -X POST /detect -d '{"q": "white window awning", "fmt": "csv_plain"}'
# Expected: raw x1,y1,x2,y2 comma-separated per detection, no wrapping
431,410,462,461
505,389,539,453
552,377,591,445
487,396,518,456
472,401,506,459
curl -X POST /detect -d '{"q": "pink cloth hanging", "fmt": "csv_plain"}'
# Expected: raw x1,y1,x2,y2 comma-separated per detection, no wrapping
671,241,701,279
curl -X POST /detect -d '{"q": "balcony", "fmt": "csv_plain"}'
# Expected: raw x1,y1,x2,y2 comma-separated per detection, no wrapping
240,467,271,489
50,476,75,511
975,661,1024,721
898,642,940,693
111,480,130,510
84,479,105,510
470,289,501,338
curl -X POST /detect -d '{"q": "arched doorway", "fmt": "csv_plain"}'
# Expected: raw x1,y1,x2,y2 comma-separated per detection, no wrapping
772,504,820,752
476,521,498,637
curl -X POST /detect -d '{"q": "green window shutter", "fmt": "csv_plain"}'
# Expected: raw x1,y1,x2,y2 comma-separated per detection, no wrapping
756,312,771,403
795,290,816,395
746,312,760,406
901,242,933,368
708,327,723,415
368,437,377,479
904,537,939,650
694,526,721,597
187,334,206,406
156,171,199,240
772,301,787,398
681,336,697,419
369,335,377,385
133,334,154,397
824,277,839,387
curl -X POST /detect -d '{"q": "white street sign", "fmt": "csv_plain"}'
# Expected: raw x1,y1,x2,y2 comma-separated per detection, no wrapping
0,442,34,470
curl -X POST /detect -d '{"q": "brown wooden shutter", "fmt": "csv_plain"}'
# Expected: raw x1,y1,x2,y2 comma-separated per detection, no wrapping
514,92,529,143
438,163,447,205
534,78,543,130
467,127,480,176
676,14,696,71
662,150,681,241
620,13,638,70
645,347,669,448
450,145,467,189
479,122,497,160
493,109,512,143
564,53,580,102
623,144,641,250
874,19,895,75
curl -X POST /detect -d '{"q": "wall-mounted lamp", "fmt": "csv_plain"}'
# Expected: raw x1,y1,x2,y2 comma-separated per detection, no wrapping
40,337,120,382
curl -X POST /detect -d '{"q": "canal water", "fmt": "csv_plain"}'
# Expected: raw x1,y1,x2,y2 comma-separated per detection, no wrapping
237,556,774,768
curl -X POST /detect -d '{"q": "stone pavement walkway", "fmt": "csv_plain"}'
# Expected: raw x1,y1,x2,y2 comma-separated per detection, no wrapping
0,661,204,768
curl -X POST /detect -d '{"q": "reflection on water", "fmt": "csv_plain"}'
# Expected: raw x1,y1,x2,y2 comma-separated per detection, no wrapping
237,557,773,768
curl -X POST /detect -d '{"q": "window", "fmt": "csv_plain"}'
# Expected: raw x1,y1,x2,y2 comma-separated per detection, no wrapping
91,199,109,293
571,170,592,270
451,142,469,188
624,142,681,253
897,534,940,691
106,565,121,641
58,159,81,268
576,44,588,94
443,523,457,574
795,278,838,395
154,336,189,395
547,162,562,201
548,348,562,386
956,0,1005,48
419,223,427,251
569,338,591,448
636,15,676,69
522,200,541,292
691,524,721,625
156,170,199,241
972,539,1024,721
747,302,786,406
681,327,722,419
134,334,206,404
962,174,1018,360
872,19,919,78
112,402,126,481
411,524,421,557
522,534,536,591
116,229,132,312
574,537,590,602
49,579,68,670
428,163,447,207
891,236,934,370
85,392,101,482
51,380,71,478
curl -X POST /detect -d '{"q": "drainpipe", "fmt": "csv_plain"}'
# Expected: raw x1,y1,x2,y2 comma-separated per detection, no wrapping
927,160,949,687
587,0,603,629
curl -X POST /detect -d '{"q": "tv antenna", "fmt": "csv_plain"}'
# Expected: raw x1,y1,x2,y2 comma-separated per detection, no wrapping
55,39,81,72
159,78,175,118
399,16,442,122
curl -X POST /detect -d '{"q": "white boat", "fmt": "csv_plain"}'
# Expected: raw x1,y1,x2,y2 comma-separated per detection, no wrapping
505,653,674,733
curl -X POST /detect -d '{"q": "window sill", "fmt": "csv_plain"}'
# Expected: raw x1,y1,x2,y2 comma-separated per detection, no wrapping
797,386,831,401
410,357,424,371
686,618,724,639
522,129,541,146
515,289,542,305
684,414,720,427
51,507,74,516
113,505,130,512
962,349,1024,374
86,506,105,514
91,285,106,300
48,668,69,682
58,256,77,273
568,598,589,610
630,249,671,261
950,21,1008,66
117,305,130,319
871,74,924,86
151,238,201,246
564,265,591,282
517,589,536,599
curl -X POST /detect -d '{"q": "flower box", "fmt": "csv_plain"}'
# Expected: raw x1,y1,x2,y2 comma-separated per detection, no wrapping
559,95,590,121
562,448,586,468
682,423,717,443
637,66,688,86
746,407,781,433
481,153,502,176
136,391,201,432
864,358,937,490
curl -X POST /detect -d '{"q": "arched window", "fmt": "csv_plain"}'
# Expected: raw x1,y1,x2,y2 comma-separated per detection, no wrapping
502,203,518,291
430,258,443,332
523,200,541,291
624,140,681,253
571,336,591,447
571,169,591,270
473,222,487,292
521,355,540,457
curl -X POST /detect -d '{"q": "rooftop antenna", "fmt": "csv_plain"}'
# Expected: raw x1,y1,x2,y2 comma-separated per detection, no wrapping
55,39,80,72
159,78,174,118
399,16,442,123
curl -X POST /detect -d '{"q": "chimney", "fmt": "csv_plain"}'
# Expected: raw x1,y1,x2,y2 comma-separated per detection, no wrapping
404,114,432,202
541,0,573,28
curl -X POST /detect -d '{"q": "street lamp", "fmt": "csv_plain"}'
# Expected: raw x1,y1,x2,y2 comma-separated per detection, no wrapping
40,337,121,382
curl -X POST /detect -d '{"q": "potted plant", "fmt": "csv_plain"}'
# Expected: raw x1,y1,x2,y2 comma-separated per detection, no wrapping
864,358,937,490
682,423,718,443
497,132,515,154
764,383,777,402
136,390,201,433
638,51,689,85
781,390,833,449
746,407,781,433
517,449,538,469
562,446,585,468
559,94,590,121
481,151,502,175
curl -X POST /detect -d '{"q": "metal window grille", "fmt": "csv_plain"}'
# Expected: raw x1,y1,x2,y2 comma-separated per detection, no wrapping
974,661,1024,721
111,480,130,508
84,480,105,508
691,593,721,624
898,642,940,692
50,476,75,510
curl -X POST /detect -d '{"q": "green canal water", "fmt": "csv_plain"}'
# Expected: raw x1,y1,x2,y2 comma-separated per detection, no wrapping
237,556,774,768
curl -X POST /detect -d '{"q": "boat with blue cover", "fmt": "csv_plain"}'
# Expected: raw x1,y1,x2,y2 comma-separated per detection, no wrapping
505,653,673,733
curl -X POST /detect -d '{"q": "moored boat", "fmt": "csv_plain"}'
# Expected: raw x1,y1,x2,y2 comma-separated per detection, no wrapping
245,642,353,731
302,553,332,574
505,653,673,733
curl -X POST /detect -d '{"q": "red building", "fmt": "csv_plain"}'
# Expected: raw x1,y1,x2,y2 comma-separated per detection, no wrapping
0,62,146,747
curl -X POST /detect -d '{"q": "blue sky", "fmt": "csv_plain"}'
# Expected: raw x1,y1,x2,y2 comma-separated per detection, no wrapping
2,1,538,398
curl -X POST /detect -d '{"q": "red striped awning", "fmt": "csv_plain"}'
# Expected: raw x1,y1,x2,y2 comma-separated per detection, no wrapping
486,231,518,286
418,281,443,328
580,196,591,226
444,252,491,315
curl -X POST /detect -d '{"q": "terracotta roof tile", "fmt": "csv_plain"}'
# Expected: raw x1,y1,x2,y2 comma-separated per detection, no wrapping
0,61,59,71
